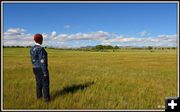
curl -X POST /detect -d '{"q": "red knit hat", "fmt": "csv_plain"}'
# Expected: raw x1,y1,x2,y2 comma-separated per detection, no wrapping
34,33,43,44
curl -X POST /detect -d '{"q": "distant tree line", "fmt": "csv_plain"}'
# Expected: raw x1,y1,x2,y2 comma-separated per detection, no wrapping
93,45,119,50
3,45,177,52
93,45,176,50
3,46,31,48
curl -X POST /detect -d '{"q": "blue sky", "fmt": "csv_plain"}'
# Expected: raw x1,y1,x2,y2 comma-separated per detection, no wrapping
3,2,178,48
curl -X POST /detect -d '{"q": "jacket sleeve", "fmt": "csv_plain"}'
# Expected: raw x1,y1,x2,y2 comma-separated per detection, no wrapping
38,48,49,76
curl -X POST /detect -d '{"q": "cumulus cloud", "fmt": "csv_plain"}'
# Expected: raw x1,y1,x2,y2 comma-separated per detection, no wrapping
3,28,109,47
50,31,57,40
42,33,48,38
3,28,177,48
56,31,109,41
4,28,26,36
102,34,177,47
3,28,34,46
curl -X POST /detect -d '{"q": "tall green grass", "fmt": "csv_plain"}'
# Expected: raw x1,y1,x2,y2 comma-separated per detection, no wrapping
3,48,177,109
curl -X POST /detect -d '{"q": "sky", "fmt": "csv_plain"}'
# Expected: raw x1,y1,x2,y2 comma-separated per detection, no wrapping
2,2,178,48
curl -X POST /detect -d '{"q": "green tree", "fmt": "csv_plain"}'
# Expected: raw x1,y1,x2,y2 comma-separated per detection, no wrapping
95,45,104,50
114,45,119,49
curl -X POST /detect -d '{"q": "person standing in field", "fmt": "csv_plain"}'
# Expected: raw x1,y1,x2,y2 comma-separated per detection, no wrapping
30,33,50,102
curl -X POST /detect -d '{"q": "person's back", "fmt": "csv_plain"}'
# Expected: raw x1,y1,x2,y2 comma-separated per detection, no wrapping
30,34,50,102
30,45,43,68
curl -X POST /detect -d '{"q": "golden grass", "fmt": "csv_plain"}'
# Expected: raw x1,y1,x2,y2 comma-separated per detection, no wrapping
3,48,177,109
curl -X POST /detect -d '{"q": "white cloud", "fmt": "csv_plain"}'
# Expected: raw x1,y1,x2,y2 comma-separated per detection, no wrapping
50,31,57,39
102,34,177,47
3,28,177,48
64,25,71,29
4,28,26,38
57,31,109,41
139,30,149,37
3,28,34,46
42,33,48,38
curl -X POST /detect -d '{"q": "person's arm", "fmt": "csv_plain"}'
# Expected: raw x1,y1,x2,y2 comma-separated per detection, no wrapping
38,48,49,77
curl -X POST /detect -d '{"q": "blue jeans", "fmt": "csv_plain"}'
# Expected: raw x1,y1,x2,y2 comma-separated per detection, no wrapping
33,68,50,100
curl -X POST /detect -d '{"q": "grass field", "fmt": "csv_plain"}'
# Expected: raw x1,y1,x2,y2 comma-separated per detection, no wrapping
3,48,178,109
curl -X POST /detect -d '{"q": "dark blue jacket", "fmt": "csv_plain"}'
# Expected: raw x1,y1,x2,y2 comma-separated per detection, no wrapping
30,45,49,76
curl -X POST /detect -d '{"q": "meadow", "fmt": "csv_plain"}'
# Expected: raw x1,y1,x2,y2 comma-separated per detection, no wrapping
3,48,178,109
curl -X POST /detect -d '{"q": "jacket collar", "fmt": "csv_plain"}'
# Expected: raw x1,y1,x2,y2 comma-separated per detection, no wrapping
35,42,41,46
